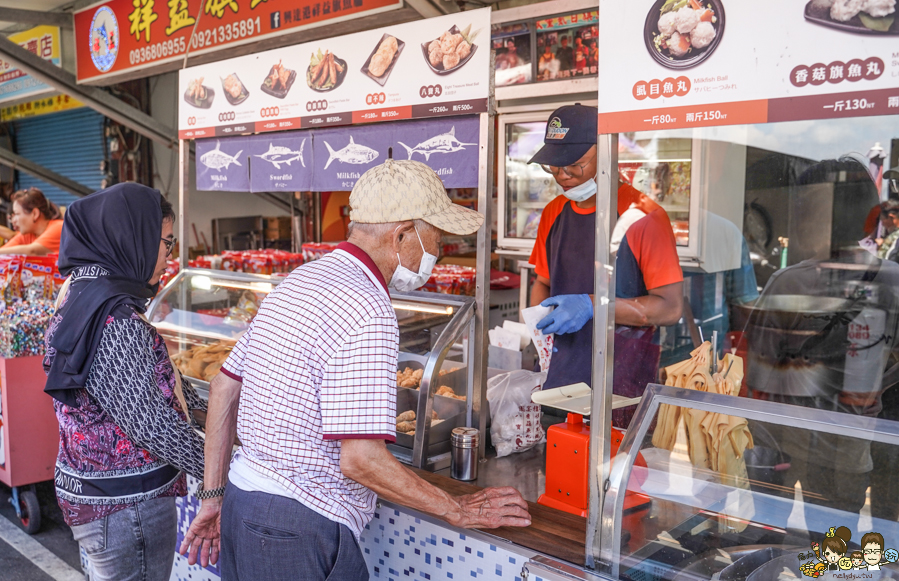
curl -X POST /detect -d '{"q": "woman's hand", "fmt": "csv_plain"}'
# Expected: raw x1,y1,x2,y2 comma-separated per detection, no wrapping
179,498,222,567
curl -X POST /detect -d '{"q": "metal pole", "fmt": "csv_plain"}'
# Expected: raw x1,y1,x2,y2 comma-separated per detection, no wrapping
585,133,618,571
0,8,73,28
0,147,91,197
471,54,496,462
178,139,191,270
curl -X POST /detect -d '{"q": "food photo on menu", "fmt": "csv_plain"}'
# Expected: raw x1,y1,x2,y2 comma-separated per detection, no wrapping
307,49,347,92
805,0,898,33
184,77,214,108
422,24,479,74
645,0,724,69
221,73,250,105
363,34,405,85
261,60,297,99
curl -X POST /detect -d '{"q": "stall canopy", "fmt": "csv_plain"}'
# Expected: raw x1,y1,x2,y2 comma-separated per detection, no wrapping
196,115,480,191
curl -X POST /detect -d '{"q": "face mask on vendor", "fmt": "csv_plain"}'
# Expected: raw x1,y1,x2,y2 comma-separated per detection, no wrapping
389,223,438,292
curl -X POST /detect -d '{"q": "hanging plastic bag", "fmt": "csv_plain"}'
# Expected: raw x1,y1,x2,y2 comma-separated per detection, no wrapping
487,370,547,458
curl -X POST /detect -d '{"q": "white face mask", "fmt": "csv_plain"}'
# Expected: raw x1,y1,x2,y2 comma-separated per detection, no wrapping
389,224,437,292
562,178,597,203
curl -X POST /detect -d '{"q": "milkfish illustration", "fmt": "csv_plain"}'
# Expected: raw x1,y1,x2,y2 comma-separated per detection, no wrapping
397,127,476,161
255,139,306,169
323,136,379,170
200,140,243,171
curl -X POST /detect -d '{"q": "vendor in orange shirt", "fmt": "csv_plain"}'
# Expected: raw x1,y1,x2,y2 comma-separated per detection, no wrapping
0,188,63,256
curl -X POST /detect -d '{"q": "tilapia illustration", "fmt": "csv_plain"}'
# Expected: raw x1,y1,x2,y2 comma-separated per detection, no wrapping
397,127,476,161
255,139,306,169
201,140,242,171
323,136,379,170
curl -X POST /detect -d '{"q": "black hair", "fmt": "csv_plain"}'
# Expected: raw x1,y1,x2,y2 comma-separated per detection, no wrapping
159,195,176,223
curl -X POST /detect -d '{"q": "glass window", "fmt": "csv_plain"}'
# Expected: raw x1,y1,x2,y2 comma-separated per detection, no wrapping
615,396,899,580
504,121,562,239
491,22,531,87
535,11,597,82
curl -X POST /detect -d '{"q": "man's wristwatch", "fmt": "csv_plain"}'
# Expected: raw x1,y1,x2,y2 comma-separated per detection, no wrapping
197,483,226,500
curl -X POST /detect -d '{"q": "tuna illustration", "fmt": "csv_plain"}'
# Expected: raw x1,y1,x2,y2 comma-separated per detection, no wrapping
323,136,379,170
397,127,476,161
255,139,306,169
200,140,243,171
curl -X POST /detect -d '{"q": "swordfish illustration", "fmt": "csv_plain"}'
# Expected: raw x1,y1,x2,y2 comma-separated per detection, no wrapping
255,139,306,169
397,127,476,161
200,140,242,171
323,136,379,170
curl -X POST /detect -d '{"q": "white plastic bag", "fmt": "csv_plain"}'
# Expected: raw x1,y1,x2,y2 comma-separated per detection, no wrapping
487,370,547,458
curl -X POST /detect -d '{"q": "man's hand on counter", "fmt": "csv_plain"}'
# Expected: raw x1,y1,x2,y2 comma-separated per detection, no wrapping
447,487,531,529
341,439,532,530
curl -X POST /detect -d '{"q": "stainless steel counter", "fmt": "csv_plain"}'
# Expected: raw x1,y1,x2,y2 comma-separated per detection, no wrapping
434,443,547,504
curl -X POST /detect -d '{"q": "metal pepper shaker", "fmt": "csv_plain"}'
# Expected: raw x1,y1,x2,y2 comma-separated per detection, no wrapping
451,427,479,481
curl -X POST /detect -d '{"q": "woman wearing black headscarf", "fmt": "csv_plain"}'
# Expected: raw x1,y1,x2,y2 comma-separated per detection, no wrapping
43,183,207,581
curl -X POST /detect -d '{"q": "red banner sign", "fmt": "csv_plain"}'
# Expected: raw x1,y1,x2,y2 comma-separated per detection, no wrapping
74,0,402,84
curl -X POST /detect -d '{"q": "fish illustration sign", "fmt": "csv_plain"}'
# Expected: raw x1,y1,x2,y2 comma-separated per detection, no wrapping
198,116,479,191
197,137,249,191
248,133,311,193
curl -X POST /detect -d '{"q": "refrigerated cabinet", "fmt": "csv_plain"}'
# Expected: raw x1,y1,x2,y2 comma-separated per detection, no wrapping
146,269,481,471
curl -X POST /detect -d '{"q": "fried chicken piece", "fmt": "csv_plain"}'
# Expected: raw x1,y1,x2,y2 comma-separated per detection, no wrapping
397,410,415,423
436,385,455,397
397,421,416,433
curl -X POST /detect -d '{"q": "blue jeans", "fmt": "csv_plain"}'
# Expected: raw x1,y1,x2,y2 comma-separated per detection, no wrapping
220,482,369,581
70,496,177,581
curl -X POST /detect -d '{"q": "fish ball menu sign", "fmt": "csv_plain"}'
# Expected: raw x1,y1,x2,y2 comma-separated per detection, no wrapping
597,0,899,133
195,116,480,191
177,8,491,138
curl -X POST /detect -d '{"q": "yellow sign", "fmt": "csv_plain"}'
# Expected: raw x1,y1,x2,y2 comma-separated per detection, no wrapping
0,94,83,122
0,26,62,104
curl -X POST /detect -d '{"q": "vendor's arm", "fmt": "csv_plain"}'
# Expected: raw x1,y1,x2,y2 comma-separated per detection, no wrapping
614,282,684,327
86,317,206,480
531,274,551,307
342,439,530,529
0,241,51,256
0,225,15,240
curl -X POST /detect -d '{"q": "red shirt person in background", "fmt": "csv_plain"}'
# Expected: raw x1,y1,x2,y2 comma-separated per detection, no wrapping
0,188,64,256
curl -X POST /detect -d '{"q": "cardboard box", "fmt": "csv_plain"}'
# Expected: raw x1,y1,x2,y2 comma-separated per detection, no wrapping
264,216,291,240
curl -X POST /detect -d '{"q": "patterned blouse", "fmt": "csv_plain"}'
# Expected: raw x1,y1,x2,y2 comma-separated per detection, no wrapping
44,303,206,527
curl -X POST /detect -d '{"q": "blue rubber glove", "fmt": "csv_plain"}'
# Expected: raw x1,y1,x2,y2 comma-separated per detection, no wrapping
535,294,593,336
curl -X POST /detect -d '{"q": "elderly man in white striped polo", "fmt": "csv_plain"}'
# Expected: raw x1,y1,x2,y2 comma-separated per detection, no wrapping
180,159,531,580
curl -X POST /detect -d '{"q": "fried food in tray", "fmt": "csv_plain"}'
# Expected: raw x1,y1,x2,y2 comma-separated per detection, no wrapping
306,49,347,92
261,60,297,99
395,410,442,435
396,366,461,391
421,24,478,75
172,341,234,382
184,77,215,108
436,385,466,401
361,34,405,86
221,73,249,105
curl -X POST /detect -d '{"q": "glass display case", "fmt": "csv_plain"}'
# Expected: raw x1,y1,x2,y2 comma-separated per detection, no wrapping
146,270,481,471
497,111,563,251
601,383,899,580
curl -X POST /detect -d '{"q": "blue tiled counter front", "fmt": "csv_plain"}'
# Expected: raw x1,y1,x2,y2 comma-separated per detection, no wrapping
78,476,597,580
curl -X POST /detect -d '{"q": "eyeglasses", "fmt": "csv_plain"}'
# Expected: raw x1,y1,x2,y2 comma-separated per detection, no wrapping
161,238,177,257
864,549,882,555
540,151,597,179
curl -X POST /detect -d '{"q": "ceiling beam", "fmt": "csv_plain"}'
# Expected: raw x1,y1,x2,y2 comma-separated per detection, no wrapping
0,147,92,198
0,35,178,149
0,8,73,29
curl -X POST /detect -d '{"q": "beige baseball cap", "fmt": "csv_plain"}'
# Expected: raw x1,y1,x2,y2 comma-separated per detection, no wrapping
349,159,484,235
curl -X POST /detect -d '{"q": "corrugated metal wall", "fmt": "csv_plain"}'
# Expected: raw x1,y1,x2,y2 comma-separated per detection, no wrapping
14,108,105,207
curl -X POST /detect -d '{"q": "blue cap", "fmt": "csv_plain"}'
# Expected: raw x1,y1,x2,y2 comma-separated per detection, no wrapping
528,103,597,167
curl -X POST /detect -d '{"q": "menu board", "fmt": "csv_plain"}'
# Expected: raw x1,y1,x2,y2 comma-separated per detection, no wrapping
178,8,491,138
597,0,899,133
196,115,481,191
